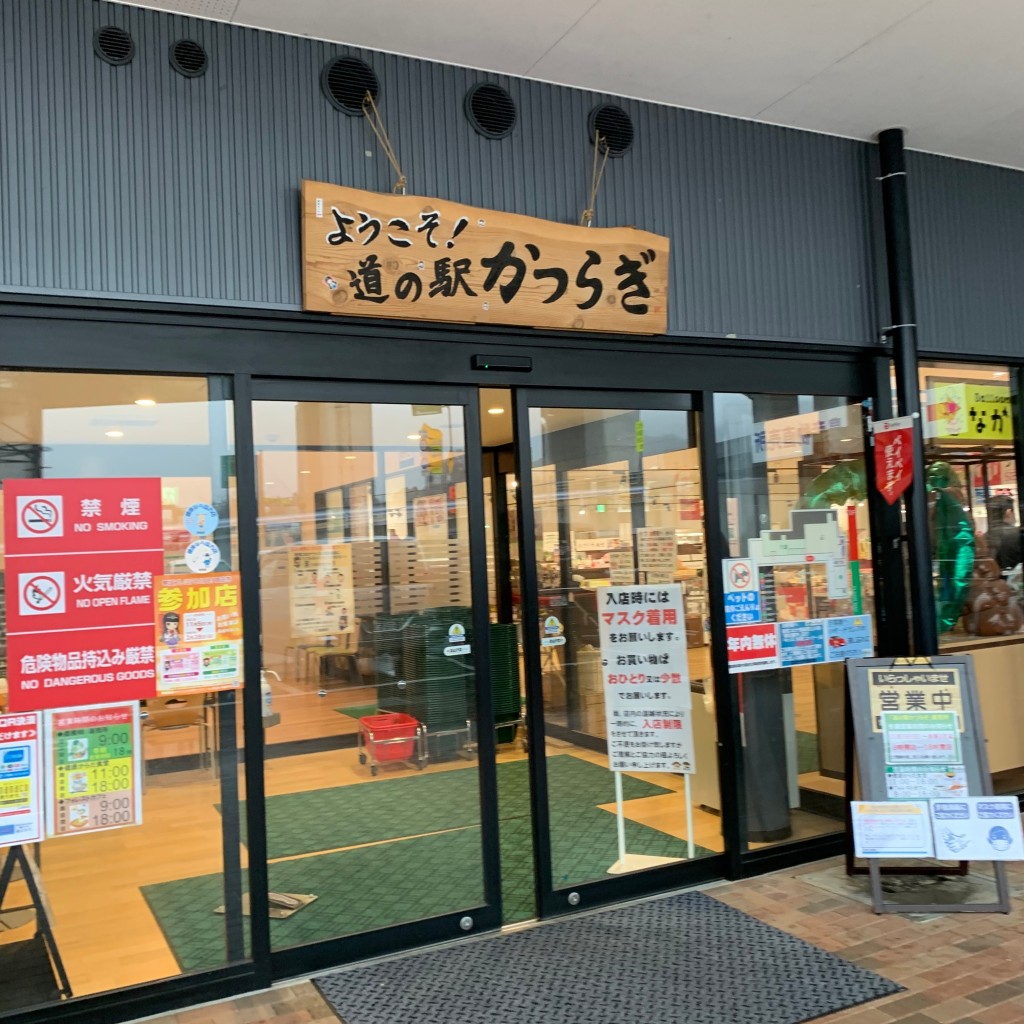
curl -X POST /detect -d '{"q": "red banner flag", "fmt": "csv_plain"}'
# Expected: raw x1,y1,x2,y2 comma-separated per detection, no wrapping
873,415,915,505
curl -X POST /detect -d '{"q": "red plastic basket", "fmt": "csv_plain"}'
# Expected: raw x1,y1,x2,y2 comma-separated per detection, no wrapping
359,712,418,761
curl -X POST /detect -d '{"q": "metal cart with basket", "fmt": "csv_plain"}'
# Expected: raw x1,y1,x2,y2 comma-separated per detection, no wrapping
357,712,426,776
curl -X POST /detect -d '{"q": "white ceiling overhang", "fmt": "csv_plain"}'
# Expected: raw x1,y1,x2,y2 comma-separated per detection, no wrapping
108,0,1024,172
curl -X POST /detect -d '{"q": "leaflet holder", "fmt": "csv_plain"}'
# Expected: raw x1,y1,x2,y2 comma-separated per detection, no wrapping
845,655,1011,914
0,845,72,1002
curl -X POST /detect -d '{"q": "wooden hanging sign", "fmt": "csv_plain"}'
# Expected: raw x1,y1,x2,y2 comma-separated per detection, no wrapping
301,181,669,334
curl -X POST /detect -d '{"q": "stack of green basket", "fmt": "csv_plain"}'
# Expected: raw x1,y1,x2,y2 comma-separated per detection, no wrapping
490,623,521,744
368,612,416,714
404,607,474,759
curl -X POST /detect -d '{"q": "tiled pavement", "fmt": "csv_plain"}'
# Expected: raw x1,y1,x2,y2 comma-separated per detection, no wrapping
148,857,1024,1024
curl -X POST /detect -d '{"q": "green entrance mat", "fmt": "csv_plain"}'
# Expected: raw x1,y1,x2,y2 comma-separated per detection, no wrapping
246,755,672,861
142,804,712,974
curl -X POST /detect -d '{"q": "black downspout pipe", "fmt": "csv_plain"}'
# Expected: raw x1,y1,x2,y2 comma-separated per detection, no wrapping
877,127,937,655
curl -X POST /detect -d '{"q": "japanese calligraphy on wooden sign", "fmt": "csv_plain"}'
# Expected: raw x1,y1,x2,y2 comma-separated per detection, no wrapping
301,181,669,334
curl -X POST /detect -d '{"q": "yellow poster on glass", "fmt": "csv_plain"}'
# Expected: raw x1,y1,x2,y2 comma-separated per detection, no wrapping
926,382,1013,441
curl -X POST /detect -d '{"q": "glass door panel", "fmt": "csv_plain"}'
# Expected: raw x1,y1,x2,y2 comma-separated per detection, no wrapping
516,394,721,909
250,390,493,954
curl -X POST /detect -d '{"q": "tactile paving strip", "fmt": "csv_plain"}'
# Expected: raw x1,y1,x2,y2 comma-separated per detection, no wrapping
314,891,901,1024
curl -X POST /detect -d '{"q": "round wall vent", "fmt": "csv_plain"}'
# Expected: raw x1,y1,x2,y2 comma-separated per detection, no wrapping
465,83,516,140
321,56,379,115
588,103,634,157
170,39,208,78
93,26,135,67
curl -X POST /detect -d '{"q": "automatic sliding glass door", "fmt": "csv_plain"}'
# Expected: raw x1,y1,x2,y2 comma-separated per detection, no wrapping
513,389,724,917
246,381,499,974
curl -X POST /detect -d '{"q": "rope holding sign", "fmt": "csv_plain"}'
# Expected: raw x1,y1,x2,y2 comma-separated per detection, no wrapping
362,90,408,194
580,131,610,227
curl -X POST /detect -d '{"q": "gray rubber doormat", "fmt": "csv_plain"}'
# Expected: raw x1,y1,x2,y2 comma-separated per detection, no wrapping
313,891,902,1024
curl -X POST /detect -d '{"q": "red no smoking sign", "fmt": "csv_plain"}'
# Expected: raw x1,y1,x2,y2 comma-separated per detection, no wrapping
4,477,163,711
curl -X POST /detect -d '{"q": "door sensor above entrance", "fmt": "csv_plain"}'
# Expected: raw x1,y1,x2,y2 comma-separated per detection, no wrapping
471,354,532,372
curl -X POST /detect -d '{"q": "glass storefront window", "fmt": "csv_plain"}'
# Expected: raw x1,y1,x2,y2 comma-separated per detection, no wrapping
918,363,1019,642
0,372,244,1011
918,362,1024,790
713,394,873,847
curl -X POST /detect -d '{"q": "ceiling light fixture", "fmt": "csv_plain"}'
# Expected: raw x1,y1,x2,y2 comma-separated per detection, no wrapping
104,429,124,438
345,455,357,460
134,398,157,407
406,433,420,440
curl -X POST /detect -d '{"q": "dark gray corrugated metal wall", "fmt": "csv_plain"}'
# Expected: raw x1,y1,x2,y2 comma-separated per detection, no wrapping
0,0,881,345
908,150,1024,359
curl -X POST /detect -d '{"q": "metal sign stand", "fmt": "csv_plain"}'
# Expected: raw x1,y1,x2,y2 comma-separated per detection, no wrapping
0,845,72,999
846,655,1013,915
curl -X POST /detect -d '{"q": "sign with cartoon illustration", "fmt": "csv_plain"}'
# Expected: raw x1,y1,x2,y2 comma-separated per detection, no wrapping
183,502,219,537
184,539,220,573
302,181,669,334
925,381,1013,442
541,614,566,647
154,573,242,694
444,622,471,656
930,798,1024,861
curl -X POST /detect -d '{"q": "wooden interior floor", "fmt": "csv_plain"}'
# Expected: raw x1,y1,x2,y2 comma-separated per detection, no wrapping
0,663,841,1001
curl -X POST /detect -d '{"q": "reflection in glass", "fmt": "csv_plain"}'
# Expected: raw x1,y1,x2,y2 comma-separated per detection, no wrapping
918,363,1021,642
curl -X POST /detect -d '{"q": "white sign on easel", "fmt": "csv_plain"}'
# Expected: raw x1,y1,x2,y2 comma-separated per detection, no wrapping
931,798,1024,861
597,583,696,873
